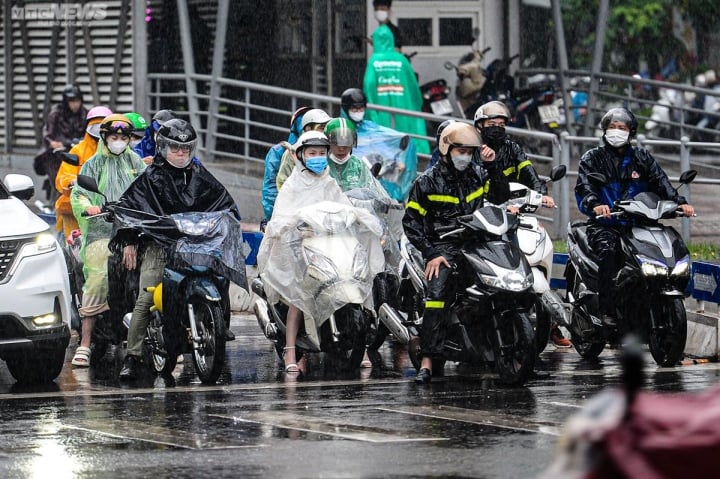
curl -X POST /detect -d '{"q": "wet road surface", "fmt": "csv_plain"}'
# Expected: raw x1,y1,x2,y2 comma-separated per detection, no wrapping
2,314,720,478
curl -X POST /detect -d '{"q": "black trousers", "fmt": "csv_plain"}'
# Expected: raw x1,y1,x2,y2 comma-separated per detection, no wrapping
586,223,623,316
421,250,459,358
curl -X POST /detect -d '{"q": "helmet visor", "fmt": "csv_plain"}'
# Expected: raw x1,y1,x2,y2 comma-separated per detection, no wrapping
159,137,197,158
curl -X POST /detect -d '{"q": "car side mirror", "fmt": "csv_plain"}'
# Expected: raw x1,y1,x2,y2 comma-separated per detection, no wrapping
4,174,35,200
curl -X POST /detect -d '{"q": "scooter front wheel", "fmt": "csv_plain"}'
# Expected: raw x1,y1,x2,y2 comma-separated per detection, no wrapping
493,312,536,386
191,300,226,384
648,298,687,367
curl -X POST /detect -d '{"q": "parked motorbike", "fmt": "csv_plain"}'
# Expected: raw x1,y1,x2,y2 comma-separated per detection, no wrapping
390,202,538,386
76,175,244,384
252,200,383,373
507,165,569,354
444,28,491,119
541,336,720,479
564,170,697,367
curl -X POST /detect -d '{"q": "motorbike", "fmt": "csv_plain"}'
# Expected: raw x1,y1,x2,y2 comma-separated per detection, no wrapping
343,186,407,352
76,175,244,384
389,201,538,386
564,170,697,367
541,335,720,479
507,165,569,354
252,200,384,373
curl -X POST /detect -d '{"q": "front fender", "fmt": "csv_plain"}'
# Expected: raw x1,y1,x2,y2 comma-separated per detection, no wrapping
184,276,223,303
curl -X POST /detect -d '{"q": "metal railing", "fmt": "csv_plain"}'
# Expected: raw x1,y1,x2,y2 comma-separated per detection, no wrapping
147,73,720,243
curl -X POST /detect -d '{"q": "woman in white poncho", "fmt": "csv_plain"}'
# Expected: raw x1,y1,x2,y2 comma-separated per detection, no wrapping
257,131,383,373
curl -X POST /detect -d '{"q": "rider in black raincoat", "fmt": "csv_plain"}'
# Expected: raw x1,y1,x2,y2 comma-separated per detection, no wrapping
112,119,241,381
575,107,694,325
403,122,510,383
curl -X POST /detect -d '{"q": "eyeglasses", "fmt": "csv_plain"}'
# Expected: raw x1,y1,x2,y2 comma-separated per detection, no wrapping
168,143,193,153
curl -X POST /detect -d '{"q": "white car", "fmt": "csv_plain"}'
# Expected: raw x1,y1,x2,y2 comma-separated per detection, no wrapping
0,174,70,383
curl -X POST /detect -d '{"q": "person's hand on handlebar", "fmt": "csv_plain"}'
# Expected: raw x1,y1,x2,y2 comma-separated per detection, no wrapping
122,245,138,270
679,204,695,217
84,205,102,216
593,204,612,218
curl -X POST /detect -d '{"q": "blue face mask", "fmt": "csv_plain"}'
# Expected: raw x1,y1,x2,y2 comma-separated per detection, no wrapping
304,155,328,174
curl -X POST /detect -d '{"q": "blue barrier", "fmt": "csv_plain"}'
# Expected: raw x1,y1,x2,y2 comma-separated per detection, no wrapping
691,261,720,304
550,253,569,291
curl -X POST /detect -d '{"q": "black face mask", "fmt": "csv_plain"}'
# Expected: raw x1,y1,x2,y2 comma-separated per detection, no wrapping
482,126,506,146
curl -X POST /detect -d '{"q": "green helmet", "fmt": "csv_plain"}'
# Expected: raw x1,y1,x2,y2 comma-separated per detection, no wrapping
124,112,148,136
324,117,357,147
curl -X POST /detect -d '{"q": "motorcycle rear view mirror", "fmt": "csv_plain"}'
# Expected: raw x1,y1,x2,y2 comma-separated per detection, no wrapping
76,174,107,201
549,165,567,182
60,152,80,166
679,169,697,184
444,61,456,71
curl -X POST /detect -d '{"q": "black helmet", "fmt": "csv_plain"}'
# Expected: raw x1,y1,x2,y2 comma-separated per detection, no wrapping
600,107,638,137
435,119,457,144
62,84,83,103
156,119,198,158
340,88,367,115
151,109,176,131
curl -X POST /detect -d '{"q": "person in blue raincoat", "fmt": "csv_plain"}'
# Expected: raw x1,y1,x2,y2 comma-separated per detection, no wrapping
133,109,175,162
340,88,418,202
261,106,313,224
363,24,430,156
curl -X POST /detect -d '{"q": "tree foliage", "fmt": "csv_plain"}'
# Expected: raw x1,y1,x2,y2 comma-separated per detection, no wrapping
561,0,720,76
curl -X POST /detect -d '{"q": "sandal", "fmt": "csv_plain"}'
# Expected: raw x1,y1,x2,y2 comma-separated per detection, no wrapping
360,350,372,368
283,346,299,373
72,346,91,367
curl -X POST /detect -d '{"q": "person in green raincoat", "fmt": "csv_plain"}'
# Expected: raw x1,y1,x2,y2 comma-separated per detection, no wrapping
69,114,146,367
363,24,430,155
324,118,375,191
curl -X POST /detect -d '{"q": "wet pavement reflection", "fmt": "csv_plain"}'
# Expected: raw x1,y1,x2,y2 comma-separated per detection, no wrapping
1,314,720,478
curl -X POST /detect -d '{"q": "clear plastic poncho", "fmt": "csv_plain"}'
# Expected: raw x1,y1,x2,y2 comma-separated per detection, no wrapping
258,168,385,323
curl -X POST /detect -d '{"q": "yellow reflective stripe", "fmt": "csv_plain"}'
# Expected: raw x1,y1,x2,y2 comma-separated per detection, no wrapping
503,166,517,177
406,201,427,216
517,160,532,171
466,187,485,203
427,194,460,204
425,300,445,309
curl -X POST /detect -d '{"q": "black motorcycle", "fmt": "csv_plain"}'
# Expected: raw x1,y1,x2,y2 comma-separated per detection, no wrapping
394,203,537,386
77,175,245,384
564,170,696,366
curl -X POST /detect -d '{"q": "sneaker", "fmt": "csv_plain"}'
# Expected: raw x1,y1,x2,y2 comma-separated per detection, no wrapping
119,354,141,381
550,327,572,347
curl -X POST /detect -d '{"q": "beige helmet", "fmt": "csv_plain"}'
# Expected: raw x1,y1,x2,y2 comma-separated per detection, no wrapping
439,122,482,155
473,101,510,128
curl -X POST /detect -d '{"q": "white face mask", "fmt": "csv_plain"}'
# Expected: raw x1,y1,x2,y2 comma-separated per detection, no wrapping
451,154,472,171
107,139,128,155
349,111,365,123
604,129,630,147
329,152,350,165
374,10,389,23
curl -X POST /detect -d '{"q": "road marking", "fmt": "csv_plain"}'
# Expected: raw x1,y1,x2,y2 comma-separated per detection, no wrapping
537,401,583,409
211,411,449,443
378,405,562,436
63,419,263,450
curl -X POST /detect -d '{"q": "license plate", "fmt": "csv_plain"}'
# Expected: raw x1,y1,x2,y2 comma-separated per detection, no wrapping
538,104,560,124
430,98,453,115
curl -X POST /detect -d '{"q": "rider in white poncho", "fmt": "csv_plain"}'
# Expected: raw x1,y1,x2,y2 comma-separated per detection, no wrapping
257,131,385,372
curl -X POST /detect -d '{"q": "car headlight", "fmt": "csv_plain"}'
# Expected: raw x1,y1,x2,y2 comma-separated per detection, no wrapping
671,255,690,276
479,271,533,291
21,233,57,257
303,245,338,283
637,255,668,276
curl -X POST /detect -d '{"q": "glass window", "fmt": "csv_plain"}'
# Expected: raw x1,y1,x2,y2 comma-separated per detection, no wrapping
439,17,473,46
398,18,432,47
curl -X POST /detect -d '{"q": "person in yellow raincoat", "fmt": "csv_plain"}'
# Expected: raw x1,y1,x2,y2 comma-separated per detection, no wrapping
54,106,113,238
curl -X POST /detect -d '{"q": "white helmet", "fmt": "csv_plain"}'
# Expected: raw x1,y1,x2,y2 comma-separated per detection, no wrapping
293,130,330,160
301,109,332,130
474,101,510,128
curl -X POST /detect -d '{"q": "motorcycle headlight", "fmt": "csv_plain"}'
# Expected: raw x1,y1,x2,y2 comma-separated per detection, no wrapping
303,246,338,283
174,216,219,235
671,255,690,277
637,255,668,276
479,271,533,292
21,233,58,257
